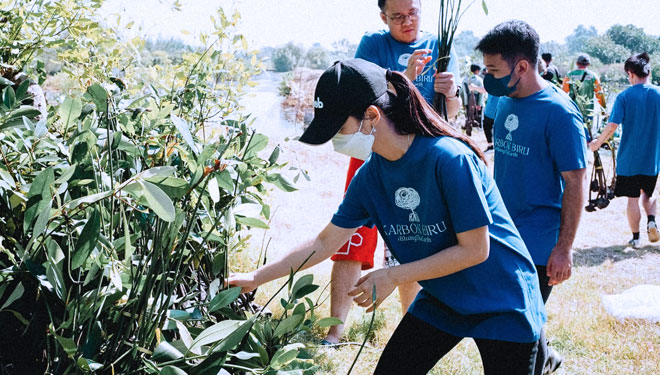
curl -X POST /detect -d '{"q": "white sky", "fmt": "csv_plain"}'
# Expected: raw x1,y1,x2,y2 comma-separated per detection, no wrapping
102,0,660,49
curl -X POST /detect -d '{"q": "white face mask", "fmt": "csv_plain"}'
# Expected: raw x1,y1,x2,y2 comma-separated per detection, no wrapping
332,120,375,160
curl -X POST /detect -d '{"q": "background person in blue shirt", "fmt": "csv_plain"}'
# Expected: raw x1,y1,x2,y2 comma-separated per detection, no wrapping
324,0,463,346
229,59,546,375
476,20,587,375
589,52,660,249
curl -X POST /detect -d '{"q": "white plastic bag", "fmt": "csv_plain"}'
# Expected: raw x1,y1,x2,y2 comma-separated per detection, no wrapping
601,284,660,323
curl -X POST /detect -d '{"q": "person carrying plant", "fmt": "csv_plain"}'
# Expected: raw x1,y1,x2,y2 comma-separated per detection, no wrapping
229,58,545,375
588,52,660,249
562,53,606,126
476,20,587,375
321,0,463,346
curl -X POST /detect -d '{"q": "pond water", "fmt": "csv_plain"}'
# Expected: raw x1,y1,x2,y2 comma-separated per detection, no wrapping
241,71,306,140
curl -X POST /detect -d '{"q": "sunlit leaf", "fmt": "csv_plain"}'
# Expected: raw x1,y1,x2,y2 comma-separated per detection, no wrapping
208,287,242,313
0,282,24,310
59,97,82,131
140,180,175,222
316,317,343,328
273,315,304,338
71,208,101,269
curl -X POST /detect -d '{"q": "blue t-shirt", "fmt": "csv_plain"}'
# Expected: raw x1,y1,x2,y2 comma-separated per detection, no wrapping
493,85,586,266
609,83,660,176
355,30,461,104
484,94,500,119
331,136,546,343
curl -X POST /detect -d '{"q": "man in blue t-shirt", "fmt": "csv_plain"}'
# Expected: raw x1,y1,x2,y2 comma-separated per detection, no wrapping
476,21,587,375
324,0,463,346
589,52,660,249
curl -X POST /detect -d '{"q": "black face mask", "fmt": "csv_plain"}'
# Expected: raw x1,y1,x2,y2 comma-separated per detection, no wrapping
483,61,521,97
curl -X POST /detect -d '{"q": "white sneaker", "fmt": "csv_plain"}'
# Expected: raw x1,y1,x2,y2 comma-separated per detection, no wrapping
628,238,641,249
648,221,659,242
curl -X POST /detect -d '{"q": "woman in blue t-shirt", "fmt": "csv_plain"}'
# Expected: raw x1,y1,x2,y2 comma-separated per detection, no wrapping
229,59,546,375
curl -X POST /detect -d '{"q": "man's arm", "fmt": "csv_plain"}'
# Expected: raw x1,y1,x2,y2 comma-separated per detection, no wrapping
588,122,619,152
546,168,585,285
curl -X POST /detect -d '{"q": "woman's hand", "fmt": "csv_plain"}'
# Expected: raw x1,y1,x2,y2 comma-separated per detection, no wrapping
347,269,397,313
227,272,259,294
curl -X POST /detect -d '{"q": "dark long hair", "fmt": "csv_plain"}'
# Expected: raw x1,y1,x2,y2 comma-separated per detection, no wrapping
351,69,487,163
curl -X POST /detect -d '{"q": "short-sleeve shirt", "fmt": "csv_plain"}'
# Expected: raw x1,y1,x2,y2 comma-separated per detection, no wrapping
465,74,485,106
493,85,587,266
331,136,546,343
484,94,500,119
610,83,660,176
355,30,461,104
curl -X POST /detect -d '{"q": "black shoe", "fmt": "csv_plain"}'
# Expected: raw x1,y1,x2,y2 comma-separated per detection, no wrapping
483,145,494,153
543,346,563,375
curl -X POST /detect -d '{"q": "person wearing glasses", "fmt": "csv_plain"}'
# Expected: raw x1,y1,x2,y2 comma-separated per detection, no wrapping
230,59,545,375
322,0,463,346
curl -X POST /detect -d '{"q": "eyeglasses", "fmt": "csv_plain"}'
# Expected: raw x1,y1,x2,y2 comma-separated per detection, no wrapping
383,9,420,25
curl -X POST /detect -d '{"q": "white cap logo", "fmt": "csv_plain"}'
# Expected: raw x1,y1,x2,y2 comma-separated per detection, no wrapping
313,97,324,109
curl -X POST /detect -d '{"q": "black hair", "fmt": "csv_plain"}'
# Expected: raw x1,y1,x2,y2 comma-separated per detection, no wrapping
470,64,482,73
624,52,651,78
541,53,552,63
476,20,539,67
378,0,387,10
349,70,486,163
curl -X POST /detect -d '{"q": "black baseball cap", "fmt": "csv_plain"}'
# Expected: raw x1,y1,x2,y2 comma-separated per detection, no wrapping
299,58,388,145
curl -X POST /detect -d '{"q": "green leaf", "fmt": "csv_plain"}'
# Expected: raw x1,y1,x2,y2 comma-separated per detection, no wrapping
64,191,112,211
32,199,52,237
270,343,305,370
208,287,242,313
144,176,189,199
59,97,82,131
161,365,188,375
0,282,24,310
235,215,269,229
71,208,101,269
294,284,318,299
140,180,175,222
140,166,177,178
271,173,297,192
245,133,268,157
3,86,16,108
27,167,54,199
291,274,313,298
0,76,14,86
213,318,255,352
15,80,29,101
268,145,281,165
189,320,242,352
54,332,77,358
190,351,227,375
316,317,343,328
273,315,304,338
152,341,184,362
171,114,199,154
87,84,108,112
482,0,489,15
76,358,102,371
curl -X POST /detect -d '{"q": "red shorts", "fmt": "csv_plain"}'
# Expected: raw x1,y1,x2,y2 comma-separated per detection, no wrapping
331,157,378,270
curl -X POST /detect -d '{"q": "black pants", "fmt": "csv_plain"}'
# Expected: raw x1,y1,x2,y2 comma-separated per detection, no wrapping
534,265,554,375
374,314,538,375
483,116,495,144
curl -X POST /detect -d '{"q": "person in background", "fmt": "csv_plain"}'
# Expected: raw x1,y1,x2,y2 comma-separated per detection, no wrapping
230,58,546,375
477,20,587,375
482,93,500,153
541,53,562,85
562,53,606,125
322,0,462,345
463,63,485,132
588,52,660,249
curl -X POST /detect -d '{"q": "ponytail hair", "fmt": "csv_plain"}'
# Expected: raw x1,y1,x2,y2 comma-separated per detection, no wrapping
624,52,651,78
350,69,487,163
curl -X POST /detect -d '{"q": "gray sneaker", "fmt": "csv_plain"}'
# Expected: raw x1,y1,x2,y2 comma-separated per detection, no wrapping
628,238,641,249
543,346,563,375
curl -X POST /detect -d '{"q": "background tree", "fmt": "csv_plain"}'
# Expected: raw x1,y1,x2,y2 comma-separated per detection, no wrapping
606,24,660,54
305,43,330,69
272,42,305,72
566,24,599,53
584,35,631,64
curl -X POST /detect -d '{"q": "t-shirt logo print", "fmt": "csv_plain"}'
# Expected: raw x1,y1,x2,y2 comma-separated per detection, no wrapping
398,53,411,67
504,114,519,141
395,187,421,222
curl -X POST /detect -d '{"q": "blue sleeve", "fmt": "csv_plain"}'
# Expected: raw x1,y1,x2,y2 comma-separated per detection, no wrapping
439,152,492,233
355,34,380,65
609,93,625,125
548,110,588,172
331,167,372,229
447,47,461,83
